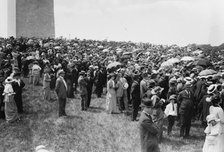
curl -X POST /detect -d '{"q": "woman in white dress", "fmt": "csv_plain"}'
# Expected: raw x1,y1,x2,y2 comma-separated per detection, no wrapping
106,73,120,114
203,95,224,152
3,77,19,123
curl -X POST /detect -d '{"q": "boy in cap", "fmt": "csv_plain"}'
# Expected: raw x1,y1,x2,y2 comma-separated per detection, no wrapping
164,95,178,135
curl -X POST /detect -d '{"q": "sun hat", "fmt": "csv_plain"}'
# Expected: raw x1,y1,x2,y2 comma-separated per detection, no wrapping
207,84,217,94
57,69,65,77
151,86,164,95
5,77,14,84
206,114,219,123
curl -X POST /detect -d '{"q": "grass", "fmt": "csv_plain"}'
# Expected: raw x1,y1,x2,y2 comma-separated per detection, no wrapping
0,79,204,152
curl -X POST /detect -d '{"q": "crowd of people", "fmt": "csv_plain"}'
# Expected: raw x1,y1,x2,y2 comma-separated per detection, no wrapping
0,37,224,152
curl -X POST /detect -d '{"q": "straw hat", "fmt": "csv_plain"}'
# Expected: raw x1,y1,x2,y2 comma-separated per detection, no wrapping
5,77,14,84
207,84,217,94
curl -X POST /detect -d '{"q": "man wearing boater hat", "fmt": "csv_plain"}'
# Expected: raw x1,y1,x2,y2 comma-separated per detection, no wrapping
139,99,160,152
12,72,25,114
177,77,194,138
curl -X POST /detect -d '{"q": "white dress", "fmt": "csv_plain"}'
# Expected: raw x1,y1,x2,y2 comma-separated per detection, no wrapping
203,106,224,152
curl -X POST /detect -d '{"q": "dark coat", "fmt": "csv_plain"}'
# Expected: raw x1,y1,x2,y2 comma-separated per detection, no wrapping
139,111,160,152
55,77,67,99
177,88,194,116
198,95,212,122
78,76,88,95
131,81,141,102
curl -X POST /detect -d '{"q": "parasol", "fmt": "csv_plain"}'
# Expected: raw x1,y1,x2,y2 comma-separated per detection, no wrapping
199,69,217,77
194,59,212,67
181,56,195,61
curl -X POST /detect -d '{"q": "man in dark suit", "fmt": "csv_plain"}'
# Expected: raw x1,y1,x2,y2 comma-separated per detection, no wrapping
55,70,67,117
86,70,94,108
177,77,194,138
78,71,88,111
139,99,160,152
131,74,141,121
12,72,25,114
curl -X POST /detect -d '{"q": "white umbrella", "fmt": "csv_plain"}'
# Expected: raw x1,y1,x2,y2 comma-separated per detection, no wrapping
181,56,195,61
166,58,180,64
160,61,173,68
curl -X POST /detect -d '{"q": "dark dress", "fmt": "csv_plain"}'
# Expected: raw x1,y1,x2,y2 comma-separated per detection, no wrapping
0,82,5,119
12,80,25,114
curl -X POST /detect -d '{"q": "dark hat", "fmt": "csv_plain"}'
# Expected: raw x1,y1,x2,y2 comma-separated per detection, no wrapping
13,72,21,77
141,98,153,108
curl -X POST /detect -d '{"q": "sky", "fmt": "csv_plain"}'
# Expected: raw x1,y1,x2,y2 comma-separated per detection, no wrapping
1,0,224,46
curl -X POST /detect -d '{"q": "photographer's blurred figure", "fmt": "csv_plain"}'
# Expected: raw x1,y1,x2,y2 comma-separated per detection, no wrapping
139,99,160,152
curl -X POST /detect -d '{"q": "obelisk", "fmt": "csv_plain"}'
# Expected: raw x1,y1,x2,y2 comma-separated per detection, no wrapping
7,0,55,38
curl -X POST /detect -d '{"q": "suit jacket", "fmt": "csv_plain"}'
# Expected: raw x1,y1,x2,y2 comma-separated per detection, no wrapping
131,81,140,101
55,77,67,99
139,111,160,152
177,88,194,115
12,80,25,96
78,76,88,95
140,79,148,99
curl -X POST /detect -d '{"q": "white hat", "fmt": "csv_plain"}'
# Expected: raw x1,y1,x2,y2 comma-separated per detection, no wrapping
207,84,217,94
184,77,193,87
206,114,219,123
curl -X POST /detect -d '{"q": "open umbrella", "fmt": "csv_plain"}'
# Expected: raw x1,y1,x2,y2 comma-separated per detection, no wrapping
166,58,180,64
107,62,121,69
199,69,217,77
160,61,173,68
194,59,212,67
181,56,195,61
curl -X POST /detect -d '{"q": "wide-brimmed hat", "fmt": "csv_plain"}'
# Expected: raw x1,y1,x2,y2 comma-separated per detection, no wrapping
57,69,65,77
206,114,219,123
141,98,153,108
207,84,217,94
151,86,164,95
5,77,14,84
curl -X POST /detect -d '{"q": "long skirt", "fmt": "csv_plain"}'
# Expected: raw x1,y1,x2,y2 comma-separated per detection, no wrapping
106,89,120,114
203,134,224,152
5,100,19,123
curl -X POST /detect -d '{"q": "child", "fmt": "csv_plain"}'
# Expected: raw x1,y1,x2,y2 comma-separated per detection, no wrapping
164,95,178,135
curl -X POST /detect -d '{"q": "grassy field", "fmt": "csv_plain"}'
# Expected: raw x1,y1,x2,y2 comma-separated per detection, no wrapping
0,79,205,152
